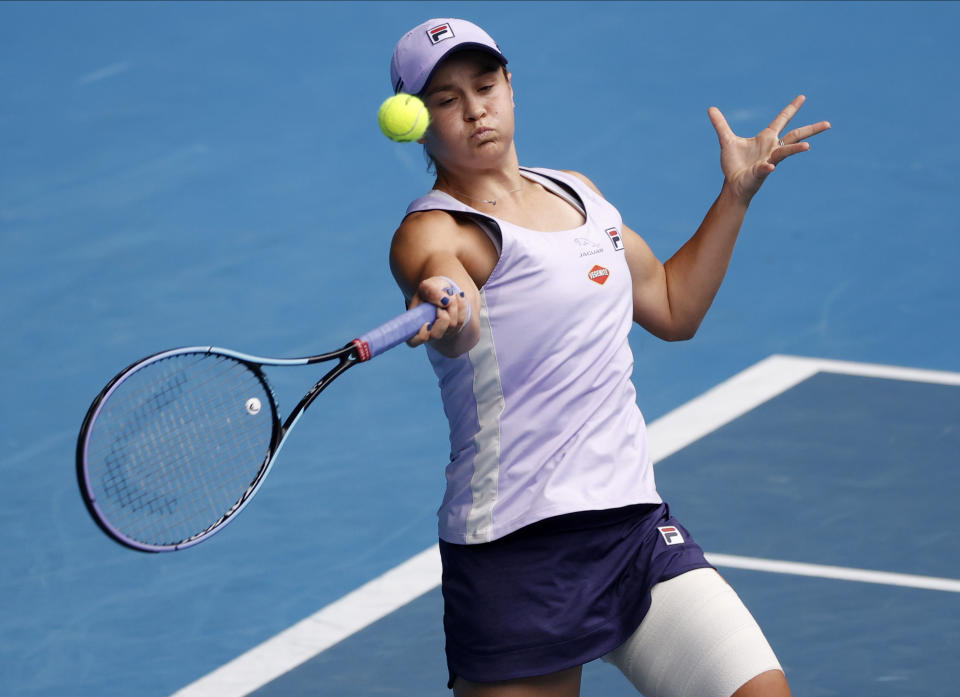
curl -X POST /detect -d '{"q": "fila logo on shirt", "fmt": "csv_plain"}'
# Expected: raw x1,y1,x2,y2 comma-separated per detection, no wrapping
658,526,685,545
428,23,454,44
605,227,624,252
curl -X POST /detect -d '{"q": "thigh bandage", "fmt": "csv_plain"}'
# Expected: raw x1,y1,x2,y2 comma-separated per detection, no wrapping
603,568,782,697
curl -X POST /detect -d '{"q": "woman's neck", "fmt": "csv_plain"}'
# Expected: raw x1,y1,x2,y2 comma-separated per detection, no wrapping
434,161,527,208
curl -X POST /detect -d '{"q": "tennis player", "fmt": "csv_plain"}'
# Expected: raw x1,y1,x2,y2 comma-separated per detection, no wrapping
388,17,829,697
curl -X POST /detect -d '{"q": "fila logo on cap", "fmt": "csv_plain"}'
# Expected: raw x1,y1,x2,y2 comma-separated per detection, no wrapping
428,23,454,44
658,526,685,545
605,227,624,252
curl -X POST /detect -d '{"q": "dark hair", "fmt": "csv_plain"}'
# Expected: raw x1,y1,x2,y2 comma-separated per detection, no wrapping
424,147,438,175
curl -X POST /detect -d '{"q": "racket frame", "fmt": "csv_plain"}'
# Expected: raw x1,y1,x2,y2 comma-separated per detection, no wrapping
76,342,360,552
76,295,443,552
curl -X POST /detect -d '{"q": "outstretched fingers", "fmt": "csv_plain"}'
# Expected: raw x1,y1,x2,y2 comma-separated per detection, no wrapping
780,119,832,146
708,106,735,144
709,94,829,200
769,141,810,166
767,95,831,164
768,94,807,134
772,122,831,165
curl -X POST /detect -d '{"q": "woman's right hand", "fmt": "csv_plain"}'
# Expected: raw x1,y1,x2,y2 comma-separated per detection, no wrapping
406,275,474,350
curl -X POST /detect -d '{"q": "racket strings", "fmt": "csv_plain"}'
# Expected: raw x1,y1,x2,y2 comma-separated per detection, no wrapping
92,357,253,494
96,365,254,504
85,353,276,547
93,368,268,544
99,369,193,515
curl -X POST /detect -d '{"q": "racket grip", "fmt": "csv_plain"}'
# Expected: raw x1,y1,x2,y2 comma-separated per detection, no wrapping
353,279,465,361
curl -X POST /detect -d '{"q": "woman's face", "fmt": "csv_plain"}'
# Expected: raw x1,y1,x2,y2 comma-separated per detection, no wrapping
420,51,515,173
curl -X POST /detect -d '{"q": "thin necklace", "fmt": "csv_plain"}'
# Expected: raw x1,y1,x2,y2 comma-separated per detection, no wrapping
436,183,523,206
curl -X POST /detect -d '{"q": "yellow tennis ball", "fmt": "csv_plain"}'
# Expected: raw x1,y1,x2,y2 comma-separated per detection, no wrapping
378,93,430,142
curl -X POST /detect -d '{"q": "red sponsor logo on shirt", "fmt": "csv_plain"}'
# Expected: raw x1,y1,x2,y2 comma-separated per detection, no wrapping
588,265,610,285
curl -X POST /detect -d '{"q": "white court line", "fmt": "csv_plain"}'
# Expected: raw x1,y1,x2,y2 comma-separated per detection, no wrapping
170,355,960,697
645,354,960,464
706,553,960,594
171,545,443,697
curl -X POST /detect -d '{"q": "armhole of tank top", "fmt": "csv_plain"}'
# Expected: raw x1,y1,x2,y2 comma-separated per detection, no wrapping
458,212,502,255
414,191,504,256
520,169,587,218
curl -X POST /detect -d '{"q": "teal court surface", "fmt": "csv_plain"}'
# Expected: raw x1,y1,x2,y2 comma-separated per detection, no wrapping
1,3,958,696
173,356,960,697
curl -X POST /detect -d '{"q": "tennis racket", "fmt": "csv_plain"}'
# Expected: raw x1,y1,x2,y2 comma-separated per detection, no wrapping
76,296,446,553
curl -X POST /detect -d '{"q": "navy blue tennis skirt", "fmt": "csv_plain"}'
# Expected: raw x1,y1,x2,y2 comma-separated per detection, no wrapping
438,502,712,687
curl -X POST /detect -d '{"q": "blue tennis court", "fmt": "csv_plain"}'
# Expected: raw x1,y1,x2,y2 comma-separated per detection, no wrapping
217,359,960,697
1,2,958,696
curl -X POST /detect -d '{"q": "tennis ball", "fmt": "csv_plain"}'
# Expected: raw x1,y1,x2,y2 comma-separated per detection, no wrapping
378,93,430,142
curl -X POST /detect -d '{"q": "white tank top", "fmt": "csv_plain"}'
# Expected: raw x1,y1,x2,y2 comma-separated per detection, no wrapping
406,167,661,544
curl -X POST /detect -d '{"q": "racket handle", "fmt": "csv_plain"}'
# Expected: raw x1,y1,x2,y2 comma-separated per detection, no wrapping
353,303,435,361
353,278,465,361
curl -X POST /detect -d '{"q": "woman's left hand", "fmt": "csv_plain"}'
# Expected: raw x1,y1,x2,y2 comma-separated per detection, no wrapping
708,95,830,204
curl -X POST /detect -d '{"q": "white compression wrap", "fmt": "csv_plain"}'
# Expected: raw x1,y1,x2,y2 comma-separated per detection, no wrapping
602,568,783,697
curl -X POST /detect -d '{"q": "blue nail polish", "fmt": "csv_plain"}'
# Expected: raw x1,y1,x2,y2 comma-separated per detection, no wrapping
441,297,450,306
459,291,465,297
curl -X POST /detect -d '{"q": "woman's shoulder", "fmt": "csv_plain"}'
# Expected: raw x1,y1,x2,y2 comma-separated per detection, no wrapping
522,166,608,199
405,188,476,216
560,170,605,197
392,208,484,254
394,208,456,244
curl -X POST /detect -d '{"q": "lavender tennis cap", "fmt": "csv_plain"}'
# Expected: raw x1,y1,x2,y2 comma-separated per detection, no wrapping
390,18,508,95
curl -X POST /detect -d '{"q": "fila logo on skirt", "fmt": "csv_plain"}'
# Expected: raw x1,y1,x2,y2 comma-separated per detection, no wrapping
658,526,685,545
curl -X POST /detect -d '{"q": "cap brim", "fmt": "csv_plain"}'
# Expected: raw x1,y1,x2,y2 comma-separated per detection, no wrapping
414,43,508,95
